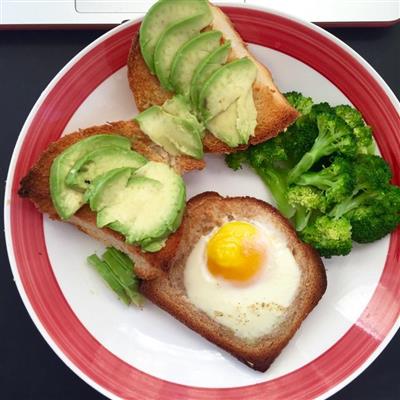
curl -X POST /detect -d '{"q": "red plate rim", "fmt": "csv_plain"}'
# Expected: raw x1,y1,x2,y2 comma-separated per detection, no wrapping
5,6,400,400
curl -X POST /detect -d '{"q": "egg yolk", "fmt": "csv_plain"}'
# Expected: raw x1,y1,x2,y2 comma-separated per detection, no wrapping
207,221,266,282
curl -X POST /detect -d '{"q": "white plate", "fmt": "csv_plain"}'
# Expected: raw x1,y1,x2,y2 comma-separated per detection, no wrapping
4,4,400,400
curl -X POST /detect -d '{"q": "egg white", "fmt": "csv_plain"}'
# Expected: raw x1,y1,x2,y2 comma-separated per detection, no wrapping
184,219,301,340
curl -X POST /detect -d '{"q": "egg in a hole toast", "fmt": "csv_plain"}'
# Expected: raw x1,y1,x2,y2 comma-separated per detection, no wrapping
141,192,327,371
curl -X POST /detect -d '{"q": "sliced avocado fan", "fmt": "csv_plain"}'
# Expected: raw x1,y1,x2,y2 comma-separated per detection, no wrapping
50,134,131,220
88,163,186,249
198,57,257,122
154,13,213,91
137,0,259,154
162,95,204,136
206,87,257,148
170,30,222,97
139,0,211,73
190,41,231,110
135,96,204,159
65,146,147,192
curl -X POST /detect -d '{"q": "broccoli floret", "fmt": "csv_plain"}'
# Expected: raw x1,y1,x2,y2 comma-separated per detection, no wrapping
334,105,364,128
354,154,392,190
296,156,354,204
248,136,288,166
300,215,352,257
309,102,333,120
347,185,400,243
281,115,319,164
334,105,375,154
225,152,248,171
329,155,392,219
285,91,313,115
247,139,294,218
226,136,295,218
288,113,357,184
287,185,327,231
353,126,375,155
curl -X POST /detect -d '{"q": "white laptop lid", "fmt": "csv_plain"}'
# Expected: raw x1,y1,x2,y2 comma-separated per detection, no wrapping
1,0,399,27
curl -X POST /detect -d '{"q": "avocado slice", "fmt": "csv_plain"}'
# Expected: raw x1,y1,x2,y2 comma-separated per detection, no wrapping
65,146,147,192
139,0,211,73
198,57,257,122
88,163,186,249
140,195,185,252
50,135,131,220
206,88,257,147
135,105,203,159
154,12,213,91
170,30,222,97
141,238,167,253
135,106,178,156
162,95,204,137
236,88,257,143
206,100,241,147
190,42,231,109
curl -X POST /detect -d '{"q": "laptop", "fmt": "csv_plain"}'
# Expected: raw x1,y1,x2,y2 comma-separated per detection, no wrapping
1,0,399,28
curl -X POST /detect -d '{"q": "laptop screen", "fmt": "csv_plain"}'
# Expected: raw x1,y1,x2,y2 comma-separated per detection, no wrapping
1,0,399,27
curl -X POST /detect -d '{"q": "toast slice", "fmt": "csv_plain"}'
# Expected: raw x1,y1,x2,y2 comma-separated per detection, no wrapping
127,3,299,154
18,120,205,280
141,192,327,371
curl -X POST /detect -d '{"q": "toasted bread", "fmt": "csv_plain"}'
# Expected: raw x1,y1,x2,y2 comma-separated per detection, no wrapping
127,4,299,154
141,192,327,371
18,120,205,280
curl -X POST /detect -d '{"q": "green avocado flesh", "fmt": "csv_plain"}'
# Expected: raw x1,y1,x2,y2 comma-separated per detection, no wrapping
236,88,258,143
138,1,259,155
206,88,257,147
139,0,210,73
198,57,257,122
87,247,143,306
190,42,231,109
170,30,222,97
162,95,204,137
88,163,186,248
65,146,147,192
135,103,204,159
206,99,241,147
154,12,213,91
49,135,131,220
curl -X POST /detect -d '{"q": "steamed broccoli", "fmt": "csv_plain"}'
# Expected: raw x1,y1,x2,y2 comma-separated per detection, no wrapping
287,185,327,231
334,105,364,128
246,138,294,218
345,185,400,243
226,134,295,218
353,126,375,155
300,215,352,257
296,156,354,204
329,154,392,219
225,151,248,171
334,105,375,155
288,113,357,184
285,91,313,115
281,115,319,164
309,102,333,119
224,93,400,257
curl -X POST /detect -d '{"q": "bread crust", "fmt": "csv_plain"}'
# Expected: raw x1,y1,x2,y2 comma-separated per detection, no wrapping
18,121,204,280
127,5,300,154
141,192,327,371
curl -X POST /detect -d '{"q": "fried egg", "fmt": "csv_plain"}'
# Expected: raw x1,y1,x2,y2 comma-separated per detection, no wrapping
184,220,301,340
